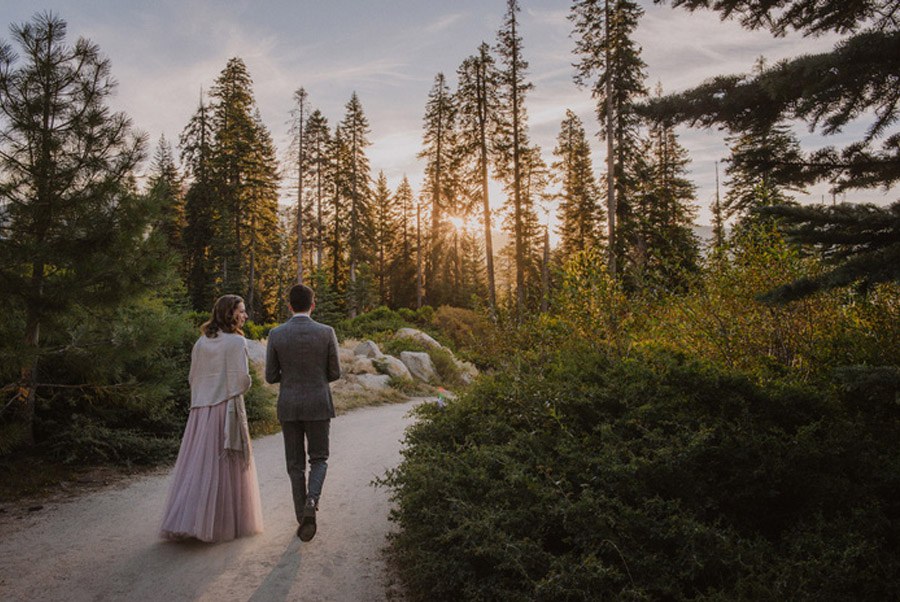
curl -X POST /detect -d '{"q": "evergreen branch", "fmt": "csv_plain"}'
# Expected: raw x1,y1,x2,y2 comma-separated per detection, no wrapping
639,29,900,143
655,0,896,37
757,201,900,303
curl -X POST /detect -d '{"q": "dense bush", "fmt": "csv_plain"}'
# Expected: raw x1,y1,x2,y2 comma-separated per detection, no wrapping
398,305,436,326
336,306,412,341
245,368,279,437
3,295,281,467
382,344,900,601
431,305,499,368
632,227,899,383
243,320,280,341
30,294,197,466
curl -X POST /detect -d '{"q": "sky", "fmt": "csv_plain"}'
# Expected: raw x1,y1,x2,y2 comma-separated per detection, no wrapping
1,0,895,230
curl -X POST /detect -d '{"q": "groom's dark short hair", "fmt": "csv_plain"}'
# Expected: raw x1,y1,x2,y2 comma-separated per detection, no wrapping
289,284,315,312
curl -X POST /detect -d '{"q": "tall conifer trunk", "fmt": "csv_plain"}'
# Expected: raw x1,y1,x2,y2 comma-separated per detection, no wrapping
510,2,525,322
605,0,617,278
476,50,498,313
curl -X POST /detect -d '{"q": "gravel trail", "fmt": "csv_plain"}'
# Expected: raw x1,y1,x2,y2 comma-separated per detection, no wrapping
0,399,422,602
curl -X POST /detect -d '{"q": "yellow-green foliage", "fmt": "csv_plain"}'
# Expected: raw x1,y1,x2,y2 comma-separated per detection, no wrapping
430,305,499,368
641,227,898,380
431,306,492,348
555,247,631,355
557,227,899,382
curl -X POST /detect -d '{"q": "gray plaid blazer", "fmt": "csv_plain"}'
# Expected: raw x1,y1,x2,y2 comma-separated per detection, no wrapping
265,315,341,422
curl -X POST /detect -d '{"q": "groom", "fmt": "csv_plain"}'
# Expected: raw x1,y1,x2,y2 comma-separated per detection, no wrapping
265,284,341,542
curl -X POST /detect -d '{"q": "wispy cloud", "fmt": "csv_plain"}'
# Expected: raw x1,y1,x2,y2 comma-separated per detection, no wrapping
425,12,465,34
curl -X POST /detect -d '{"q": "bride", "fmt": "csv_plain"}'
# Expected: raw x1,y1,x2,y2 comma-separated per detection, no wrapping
159,294,264,542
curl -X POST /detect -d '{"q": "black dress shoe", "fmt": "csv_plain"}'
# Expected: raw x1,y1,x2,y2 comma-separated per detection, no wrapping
298,498,317,542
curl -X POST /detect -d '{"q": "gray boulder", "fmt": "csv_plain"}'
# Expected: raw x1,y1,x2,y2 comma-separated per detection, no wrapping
454,358,479,385
400,351,437,383
338,346,356,368
373,355,413,380
354,373,392,391
331,375,364,395
353,340,384,358
394,328,444,350
350,357,378,375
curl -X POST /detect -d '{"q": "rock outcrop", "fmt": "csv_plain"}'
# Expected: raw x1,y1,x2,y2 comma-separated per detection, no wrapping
399,351,437,383
255,329,478,393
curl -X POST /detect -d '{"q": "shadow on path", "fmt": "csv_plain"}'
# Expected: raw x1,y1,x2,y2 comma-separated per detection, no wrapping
247,536,303,602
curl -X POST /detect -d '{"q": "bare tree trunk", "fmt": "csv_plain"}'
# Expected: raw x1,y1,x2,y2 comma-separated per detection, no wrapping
605,0,617,279
416,203,423,309
297,127,304,285
247,213,257,319
316,140,324,269
294,89,308,284
510,6,525,323
477,52,497,314
349,129,358,318
541,225,549,313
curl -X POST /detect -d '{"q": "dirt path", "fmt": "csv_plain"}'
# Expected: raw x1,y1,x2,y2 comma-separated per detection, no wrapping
0,399,424,602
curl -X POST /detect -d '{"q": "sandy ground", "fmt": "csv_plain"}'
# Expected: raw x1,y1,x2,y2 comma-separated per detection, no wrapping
0,398,424,602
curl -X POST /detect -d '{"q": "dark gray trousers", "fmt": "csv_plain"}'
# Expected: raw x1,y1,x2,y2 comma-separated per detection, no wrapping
281,419,330,523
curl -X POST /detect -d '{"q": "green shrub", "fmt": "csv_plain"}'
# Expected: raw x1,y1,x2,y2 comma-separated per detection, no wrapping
246,368,279,437
382,344,900,601
336,306,411,340
26,294,196,466
243,320,279,341
414,305,434,324
431,305,499,368
42,415,180,466
631,226,900,383
397,308,417,322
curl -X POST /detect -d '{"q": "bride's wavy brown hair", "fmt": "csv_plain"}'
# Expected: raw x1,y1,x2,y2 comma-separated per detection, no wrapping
201,295,245,338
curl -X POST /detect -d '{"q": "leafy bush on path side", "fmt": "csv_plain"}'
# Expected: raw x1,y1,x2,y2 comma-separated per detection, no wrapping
382,344,900,601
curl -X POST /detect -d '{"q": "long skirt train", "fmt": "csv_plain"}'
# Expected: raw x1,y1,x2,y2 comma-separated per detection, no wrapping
159,400,263,542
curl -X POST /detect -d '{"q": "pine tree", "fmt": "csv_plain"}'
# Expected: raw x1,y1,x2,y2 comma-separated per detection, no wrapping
724,119,805,225
371,171,398,305
305,109,333,271
209,57,258,296
336,92,373,316
206,58,282,320
658,0,895,37
571,0,649,278
243,110,281,320
712,161,726,253
288,87,310,284
519,145,550,310
635,112,700,290
494,0,536,321
147,135,186,265
390,177,419,308
419,72,458,307
0,13,169,444
329,124,350,297
456,42,501,312
552,110,605,264
180,94,216,312
759,201,900,302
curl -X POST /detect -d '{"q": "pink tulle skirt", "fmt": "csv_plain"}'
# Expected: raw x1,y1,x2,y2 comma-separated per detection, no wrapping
159,400,264,542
